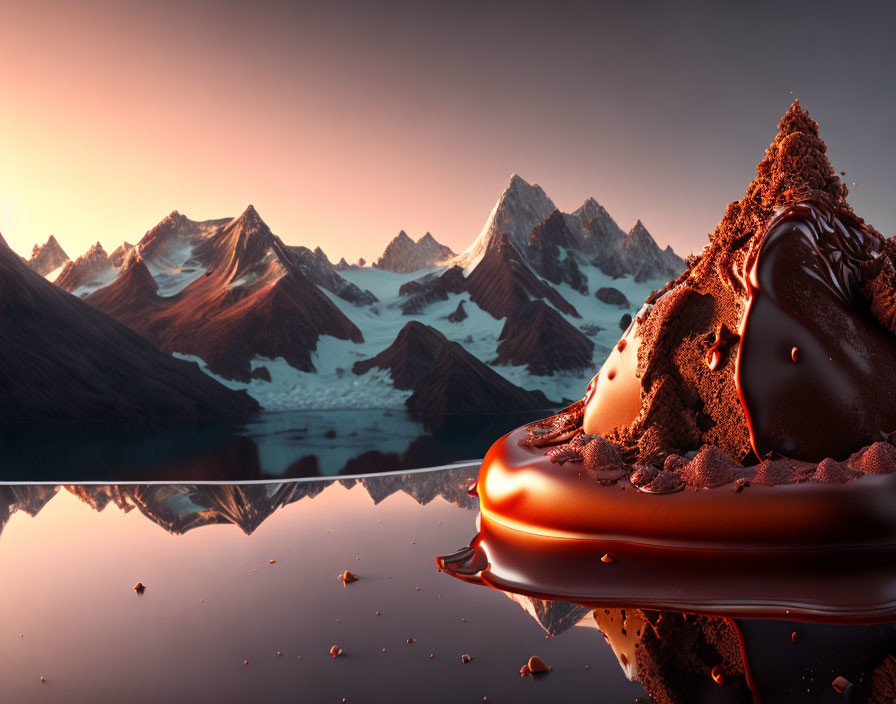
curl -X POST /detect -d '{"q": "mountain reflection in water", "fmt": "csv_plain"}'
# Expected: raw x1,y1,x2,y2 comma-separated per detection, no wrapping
0,408,548,482
0,467,647,704
2,468,891,702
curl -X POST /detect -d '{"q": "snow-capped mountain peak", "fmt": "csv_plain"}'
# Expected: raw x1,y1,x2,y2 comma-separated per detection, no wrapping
26,235,70,278
375,229,454,273
455,173,557,269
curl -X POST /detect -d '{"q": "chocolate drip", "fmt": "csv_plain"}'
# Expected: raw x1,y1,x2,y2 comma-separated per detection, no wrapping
737,201,896,461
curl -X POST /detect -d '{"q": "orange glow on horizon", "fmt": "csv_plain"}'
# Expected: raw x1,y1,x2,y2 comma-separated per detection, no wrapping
0,3,706,265
1,2,890,265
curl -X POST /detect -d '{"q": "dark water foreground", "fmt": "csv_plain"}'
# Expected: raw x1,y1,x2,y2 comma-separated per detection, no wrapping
0,468,892,703
0,408,549,482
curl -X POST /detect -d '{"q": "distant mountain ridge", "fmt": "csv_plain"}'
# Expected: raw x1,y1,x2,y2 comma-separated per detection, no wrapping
0,231,257,421
25,235,69,278
456,174,685,283
17,173,685,416
375,230,455,273
87,206,365,381
54,241,112,294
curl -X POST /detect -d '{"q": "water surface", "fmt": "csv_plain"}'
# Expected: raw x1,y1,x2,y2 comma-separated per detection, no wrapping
0,468,646,703
0,408,549,482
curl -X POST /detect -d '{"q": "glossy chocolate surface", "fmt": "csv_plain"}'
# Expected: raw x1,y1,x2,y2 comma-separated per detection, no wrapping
737,202,896,461
477,428,896,549
438,514,896,623
582,317,643,436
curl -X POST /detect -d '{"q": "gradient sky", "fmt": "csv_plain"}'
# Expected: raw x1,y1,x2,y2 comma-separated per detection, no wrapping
0,0,893,263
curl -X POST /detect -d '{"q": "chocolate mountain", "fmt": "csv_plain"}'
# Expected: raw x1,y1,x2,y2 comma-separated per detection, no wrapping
375,230,455,273
597,101,896,464
353,321,552,414
0,233,257,421
25,235,69,278
87,206,364,381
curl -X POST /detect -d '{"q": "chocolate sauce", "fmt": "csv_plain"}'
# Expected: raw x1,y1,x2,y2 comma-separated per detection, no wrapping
737,202,896,461
482,428,896,549
582,316,643,436
437,513,896,622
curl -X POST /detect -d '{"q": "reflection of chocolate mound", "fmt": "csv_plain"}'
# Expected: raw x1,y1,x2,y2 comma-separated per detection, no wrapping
595,607,896,704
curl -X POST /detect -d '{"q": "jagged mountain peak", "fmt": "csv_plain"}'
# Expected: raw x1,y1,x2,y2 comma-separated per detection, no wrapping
572,197,607,223
153,210,189,232
0,229,257,421
26,235,70,277
502,173,550,204
375,229,454,273
627,219,654,241
232,204,267,230
226,205,275,244
31,234,62,256
85,242,108,258
456,173,556,268
506,172,540,192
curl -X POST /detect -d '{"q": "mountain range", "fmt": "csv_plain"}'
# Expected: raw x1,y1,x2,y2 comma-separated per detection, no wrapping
0,232,257,421
0,465,477,539
375,231,455,272
10,174,686,418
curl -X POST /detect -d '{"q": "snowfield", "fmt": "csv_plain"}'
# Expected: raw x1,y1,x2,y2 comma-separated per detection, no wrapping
183,263,666,411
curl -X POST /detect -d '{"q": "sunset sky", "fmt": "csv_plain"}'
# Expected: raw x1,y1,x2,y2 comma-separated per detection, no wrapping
0,0,893,263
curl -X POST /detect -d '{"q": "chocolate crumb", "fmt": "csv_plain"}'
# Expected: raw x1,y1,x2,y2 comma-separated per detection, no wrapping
832,675,851,693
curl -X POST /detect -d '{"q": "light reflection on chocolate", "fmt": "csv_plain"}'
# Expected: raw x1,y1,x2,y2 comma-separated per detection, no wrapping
582,316,643,437
438,513,896,622
737,201,896,461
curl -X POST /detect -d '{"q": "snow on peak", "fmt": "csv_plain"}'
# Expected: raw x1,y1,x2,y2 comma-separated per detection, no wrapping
455,173,556,269
375,230,454,273
27,235,70,277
